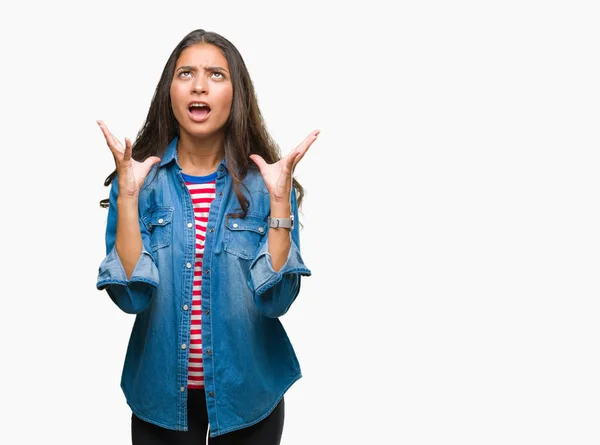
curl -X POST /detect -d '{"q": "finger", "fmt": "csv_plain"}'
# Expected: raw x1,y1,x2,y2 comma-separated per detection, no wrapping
291,131,319,168
285,151,300,175
143,156,162,169
97,120,125,157
110,132,124,153
249,154,267,173
292,146,309,169
100,121,125,153
97,120,113,147
141,156,161,178
123,137,132,162
97,121,121,157
293,129,320,152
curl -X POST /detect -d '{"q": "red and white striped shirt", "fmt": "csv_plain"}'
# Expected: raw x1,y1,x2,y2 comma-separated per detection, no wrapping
183,172,217,389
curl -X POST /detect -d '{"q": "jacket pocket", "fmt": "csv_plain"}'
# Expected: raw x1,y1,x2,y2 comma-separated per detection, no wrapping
224,215,267,260
141,206,174,251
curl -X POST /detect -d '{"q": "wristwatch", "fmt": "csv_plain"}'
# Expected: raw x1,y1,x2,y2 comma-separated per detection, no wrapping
267,215,294,229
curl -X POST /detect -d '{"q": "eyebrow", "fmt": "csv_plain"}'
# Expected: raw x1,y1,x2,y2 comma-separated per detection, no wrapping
176,65,229,73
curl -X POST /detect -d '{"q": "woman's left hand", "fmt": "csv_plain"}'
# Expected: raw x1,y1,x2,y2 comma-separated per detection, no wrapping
249,130,320,202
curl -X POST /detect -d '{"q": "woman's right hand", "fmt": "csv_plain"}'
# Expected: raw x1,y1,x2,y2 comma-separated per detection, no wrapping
97,120,161,199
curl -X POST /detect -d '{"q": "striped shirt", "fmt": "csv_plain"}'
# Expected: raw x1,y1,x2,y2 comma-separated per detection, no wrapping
183,171,217,389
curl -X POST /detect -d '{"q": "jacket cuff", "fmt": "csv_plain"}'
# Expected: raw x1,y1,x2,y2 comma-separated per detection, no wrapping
249,238,311,295
96,246,159,290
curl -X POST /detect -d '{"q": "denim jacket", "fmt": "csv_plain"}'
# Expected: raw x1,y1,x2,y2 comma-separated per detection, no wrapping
96,138,311,437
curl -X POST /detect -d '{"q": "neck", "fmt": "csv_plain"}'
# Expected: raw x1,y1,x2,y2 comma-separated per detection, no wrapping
177,133,225,176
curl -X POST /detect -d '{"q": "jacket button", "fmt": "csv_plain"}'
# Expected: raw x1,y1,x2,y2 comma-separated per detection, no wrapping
158,218,164,224
209,391,214,397
233,223,238,228
209,228,214,233
187,222,193,228
204,309,210,315
186,263,192,269
206,349,212,355
205,269,210,275
181,344,187,349
183,304,189,311
180,387,185,392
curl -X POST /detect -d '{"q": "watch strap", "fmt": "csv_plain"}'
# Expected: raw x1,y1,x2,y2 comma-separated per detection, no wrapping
268,215,294,229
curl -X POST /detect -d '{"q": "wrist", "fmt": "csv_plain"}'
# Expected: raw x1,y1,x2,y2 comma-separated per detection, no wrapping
269,201,291,218
117,196,139,208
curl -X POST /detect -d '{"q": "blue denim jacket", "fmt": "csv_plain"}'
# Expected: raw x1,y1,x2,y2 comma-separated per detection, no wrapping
96,138,311,437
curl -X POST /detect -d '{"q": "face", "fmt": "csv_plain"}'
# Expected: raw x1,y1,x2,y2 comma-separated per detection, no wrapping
170,43,233,142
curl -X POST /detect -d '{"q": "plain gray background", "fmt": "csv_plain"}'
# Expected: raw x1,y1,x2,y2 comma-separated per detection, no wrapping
1,1,599,444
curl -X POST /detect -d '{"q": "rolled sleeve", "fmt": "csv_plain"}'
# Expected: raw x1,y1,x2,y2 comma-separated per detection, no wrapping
96,247,159,314
248,191,311,318
96,177,159,314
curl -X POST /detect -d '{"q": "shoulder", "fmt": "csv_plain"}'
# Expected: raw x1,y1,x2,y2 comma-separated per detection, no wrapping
137,164,174,209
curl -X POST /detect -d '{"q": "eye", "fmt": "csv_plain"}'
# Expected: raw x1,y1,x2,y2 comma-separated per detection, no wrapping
212,72,224,79
178,71,192,78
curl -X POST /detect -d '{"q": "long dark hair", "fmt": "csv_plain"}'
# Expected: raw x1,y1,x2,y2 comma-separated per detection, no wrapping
99,29,305,217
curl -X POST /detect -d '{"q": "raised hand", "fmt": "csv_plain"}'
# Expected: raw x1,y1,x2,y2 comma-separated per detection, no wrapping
97,120,161,199
249,130,320,203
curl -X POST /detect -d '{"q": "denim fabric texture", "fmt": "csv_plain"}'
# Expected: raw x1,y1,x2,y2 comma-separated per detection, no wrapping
96,137,311,437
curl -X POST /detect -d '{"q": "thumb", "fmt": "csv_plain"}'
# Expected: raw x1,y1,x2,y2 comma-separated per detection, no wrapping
249,154,267,173
143,156,161,169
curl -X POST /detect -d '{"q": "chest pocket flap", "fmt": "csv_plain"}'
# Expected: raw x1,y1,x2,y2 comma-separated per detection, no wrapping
142,207,174,250
224,215,267,260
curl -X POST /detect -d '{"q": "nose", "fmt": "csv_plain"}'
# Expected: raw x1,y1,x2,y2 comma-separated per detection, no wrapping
192,78,207,94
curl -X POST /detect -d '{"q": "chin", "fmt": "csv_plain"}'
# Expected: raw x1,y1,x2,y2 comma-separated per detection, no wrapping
182,125,225,140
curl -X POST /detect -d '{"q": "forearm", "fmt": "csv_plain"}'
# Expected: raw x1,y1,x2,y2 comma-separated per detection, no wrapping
116,197,143,279
268,200,291,272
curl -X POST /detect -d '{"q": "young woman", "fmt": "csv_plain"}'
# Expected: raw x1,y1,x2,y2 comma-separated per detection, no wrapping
96,28,319,445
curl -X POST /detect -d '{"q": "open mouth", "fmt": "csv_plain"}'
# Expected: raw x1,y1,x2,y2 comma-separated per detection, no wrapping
188,102,211,122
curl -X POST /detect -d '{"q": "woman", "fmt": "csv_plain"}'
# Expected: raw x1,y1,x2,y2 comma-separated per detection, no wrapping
96,28,319,444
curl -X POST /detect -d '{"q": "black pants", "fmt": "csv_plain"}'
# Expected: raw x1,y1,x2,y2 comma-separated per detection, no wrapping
131,389,285,445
